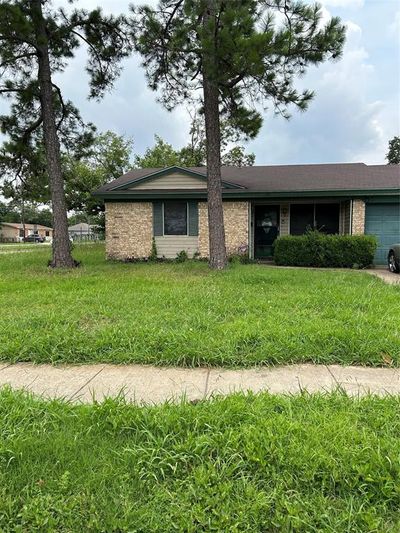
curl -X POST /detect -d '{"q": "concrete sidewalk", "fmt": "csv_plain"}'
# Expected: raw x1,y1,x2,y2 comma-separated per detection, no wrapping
1,362,400,404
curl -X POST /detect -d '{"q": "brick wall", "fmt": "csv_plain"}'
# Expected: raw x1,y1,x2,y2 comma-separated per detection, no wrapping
105,202,153,259
198,201,249,257
352,199,366,235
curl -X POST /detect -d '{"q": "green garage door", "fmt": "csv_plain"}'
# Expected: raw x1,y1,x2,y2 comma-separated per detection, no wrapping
365,203,400,265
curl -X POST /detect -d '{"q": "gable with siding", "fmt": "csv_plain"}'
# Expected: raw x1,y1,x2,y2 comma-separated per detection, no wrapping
129,173,207,190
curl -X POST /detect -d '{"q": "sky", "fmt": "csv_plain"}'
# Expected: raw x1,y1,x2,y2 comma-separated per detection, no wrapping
4,0,400,167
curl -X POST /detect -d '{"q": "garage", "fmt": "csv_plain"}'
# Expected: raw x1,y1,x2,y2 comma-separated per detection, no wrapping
365,202,400,265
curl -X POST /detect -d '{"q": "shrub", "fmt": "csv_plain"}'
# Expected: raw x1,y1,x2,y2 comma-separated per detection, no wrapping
274,231,377,269
228,244,254,264
149,238,158,262
175,250,189,263
228,253,255,265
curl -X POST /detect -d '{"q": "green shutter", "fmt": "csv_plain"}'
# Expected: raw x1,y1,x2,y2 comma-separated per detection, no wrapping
153,202,163,236
188,201,199,236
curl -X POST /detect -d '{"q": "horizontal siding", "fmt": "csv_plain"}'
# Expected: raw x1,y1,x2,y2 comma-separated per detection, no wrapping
132,173,206,190
155,236,199,259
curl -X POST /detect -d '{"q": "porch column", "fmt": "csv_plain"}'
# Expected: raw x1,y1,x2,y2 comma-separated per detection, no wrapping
351,199,366,235
280,204,290,236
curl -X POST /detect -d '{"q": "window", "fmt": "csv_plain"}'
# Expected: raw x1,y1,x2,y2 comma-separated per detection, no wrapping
19,229,24,237
315,204,339,234
290,203,340,235
163,201,187,235
45,231,50,237
290,204,314,235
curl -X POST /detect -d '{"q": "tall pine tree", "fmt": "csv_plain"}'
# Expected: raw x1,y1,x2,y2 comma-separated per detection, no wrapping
0,0,131,267
132,0,346,269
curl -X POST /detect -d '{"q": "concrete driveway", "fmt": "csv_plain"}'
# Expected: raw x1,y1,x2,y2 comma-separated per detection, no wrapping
365,268,400,285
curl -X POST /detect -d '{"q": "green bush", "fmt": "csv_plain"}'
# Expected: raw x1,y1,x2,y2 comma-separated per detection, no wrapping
274,231,377,268
228,253,254,265
175,249,189,263
149,238,158,262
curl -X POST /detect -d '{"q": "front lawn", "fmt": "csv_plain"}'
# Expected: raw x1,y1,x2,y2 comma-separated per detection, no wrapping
0,243,399,366
0,389,399,531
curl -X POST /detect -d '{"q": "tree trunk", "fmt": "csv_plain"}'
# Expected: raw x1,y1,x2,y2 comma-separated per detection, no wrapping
31,0,76,268
202,1,227,270
21,189,26,241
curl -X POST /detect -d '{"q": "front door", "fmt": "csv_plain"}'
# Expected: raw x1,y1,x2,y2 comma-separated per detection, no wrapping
254,205,280,259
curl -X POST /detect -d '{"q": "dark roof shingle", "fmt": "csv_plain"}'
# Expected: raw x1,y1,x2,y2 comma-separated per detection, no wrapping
95,163,400,195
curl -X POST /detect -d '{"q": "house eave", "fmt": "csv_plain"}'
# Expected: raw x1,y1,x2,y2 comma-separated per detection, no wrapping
94,188,400,201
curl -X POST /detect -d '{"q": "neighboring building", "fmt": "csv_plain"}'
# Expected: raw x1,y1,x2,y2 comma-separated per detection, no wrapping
0,222,53,242
93,163,400,265
68,222,96,240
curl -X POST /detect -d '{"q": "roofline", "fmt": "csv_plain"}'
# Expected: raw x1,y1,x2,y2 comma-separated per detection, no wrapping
95,188,400,200
109,165,245,191
0,222,53,229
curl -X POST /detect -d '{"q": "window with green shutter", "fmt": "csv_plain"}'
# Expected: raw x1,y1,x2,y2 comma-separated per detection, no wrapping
153,202,163,236
188,201,199,236
153,201,199,237
164,201,187,235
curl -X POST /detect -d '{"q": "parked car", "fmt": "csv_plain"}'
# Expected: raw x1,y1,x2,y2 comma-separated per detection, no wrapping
23,234,45,243
388,245,400,273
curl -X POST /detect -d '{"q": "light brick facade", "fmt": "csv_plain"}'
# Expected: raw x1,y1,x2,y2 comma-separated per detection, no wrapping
105,198,367,261
105,202,153,260
198,201,249,257
351,199,366,235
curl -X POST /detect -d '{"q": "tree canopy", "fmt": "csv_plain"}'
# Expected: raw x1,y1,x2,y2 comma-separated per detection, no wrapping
0,0,131,266
64,131,133,216
133,0,346,138
135,116,256,168
386,136,400,165
0,200,52,227
133,0,346,268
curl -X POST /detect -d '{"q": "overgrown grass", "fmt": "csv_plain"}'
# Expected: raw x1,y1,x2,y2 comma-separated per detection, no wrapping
0,389,399,531
0,243,399,366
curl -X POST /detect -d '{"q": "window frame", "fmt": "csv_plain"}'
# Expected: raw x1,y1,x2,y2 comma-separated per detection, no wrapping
289,202,340,236
162,201,189,236
315,203,340,235
289,203,315,236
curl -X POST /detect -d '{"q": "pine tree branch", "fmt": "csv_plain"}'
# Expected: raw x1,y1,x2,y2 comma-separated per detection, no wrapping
163,0,184,37
0,35,40,53
70,29,106,81
0,87,27,94
51,82,67,131
0,52,37,69
22,114,43,143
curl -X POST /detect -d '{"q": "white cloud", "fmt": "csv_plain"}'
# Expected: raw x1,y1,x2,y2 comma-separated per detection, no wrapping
247,14,398,165
1,0,398,168
389,10,400,36
319,0,364,8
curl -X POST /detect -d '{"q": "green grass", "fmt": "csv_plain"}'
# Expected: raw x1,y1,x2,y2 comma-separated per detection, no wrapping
0,389,399,531
0,243,399,366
